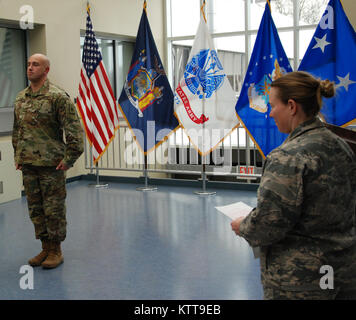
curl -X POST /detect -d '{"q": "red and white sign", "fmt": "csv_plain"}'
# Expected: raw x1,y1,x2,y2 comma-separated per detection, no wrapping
239,166,255,175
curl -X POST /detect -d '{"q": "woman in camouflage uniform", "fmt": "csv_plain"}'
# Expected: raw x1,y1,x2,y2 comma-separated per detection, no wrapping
231,71,356,299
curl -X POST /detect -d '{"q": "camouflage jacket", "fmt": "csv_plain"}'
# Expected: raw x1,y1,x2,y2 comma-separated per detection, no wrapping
12,79,84,167
239,118,356,291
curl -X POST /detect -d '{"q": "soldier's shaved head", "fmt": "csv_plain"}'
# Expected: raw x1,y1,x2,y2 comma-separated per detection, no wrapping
29,53,50,68
27,53,51,90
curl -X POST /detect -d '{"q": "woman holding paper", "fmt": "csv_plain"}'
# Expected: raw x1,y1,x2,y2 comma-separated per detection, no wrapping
231,71,356,300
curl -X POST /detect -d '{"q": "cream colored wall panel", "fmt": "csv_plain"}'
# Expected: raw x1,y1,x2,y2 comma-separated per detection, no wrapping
0,139,22,204
66,153,85,179
342,0,356,29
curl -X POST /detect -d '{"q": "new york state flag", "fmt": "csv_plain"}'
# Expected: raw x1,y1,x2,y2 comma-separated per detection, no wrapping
118,5,179,155
174,11,239,156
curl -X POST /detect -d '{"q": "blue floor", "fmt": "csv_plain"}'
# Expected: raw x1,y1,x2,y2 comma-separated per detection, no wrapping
0,180,263,300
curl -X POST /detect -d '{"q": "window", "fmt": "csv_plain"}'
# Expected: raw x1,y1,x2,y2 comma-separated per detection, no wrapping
0,26,27,134
169,0,201,37
166,0,328,150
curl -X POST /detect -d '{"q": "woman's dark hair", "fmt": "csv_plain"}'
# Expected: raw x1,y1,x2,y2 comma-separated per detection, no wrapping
271,71,335,117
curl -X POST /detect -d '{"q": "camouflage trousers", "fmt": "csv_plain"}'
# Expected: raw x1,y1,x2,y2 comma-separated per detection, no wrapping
22,165,67,242
263,286,356,300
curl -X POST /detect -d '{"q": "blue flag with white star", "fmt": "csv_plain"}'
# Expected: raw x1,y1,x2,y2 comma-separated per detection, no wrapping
235,2,292,159
299,0,356,127
118,6,179,155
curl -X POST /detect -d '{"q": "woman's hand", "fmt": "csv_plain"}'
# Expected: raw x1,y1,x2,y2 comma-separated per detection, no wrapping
231,216,245,236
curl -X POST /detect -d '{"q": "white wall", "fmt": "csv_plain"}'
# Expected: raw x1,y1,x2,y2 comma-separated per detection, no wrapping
0,0,166,203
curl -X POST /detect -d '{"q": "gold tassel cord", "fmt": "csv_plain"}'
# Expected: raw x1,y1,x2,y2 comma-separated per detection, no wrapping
201,0,207,23
86,1,90,14
144,0,147,13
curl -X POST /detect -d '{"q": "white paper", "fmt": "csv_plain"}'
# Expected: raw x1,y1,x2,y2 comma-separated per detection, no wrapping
215,201,260,259
215,201,253,221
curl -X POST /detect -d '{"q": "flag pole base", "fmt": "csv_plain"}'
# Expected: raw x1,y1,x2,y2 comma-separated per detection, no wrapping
88,183,109,189
136,186,158,192
194,190,216,196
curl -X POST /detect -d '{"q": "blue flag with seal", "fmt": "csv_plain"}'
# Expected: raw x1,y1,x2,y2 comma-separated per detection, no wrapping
235,1,292,159
118,3,179,155
299,0,356,127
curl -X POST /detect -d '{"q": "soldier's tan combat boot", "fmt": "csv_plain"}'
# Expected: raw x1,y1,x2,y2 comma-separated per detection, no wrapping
41,241,64,269
28,240,50,266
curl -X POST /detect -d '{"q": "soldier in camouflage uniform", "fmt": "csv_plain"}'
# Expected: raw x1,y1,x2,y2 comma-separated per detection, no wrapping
231,71,356,299
12,53,83,269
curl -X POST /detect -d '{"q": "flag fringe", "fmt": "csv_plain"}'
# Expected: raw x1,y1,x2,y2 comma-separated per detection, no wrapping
174,111,241,158
341,118,356,128
76,102,93,144
93,124,120,165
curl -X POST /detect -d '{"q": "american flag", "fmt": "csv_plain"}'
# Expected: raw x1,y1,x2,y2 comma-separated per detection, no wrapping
76,5,119,164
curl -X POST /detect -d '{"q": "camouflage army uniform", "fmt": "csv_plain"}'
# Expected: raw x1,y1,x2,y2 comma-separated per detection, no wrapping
239,118,356,300
12,79,84,242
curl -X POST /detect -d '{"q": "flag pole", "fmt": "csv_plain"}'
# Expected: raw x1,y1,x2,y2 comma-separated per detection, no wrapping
195,0,216,196
194,104,215,195
88,161,109,188
136,154,157,192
